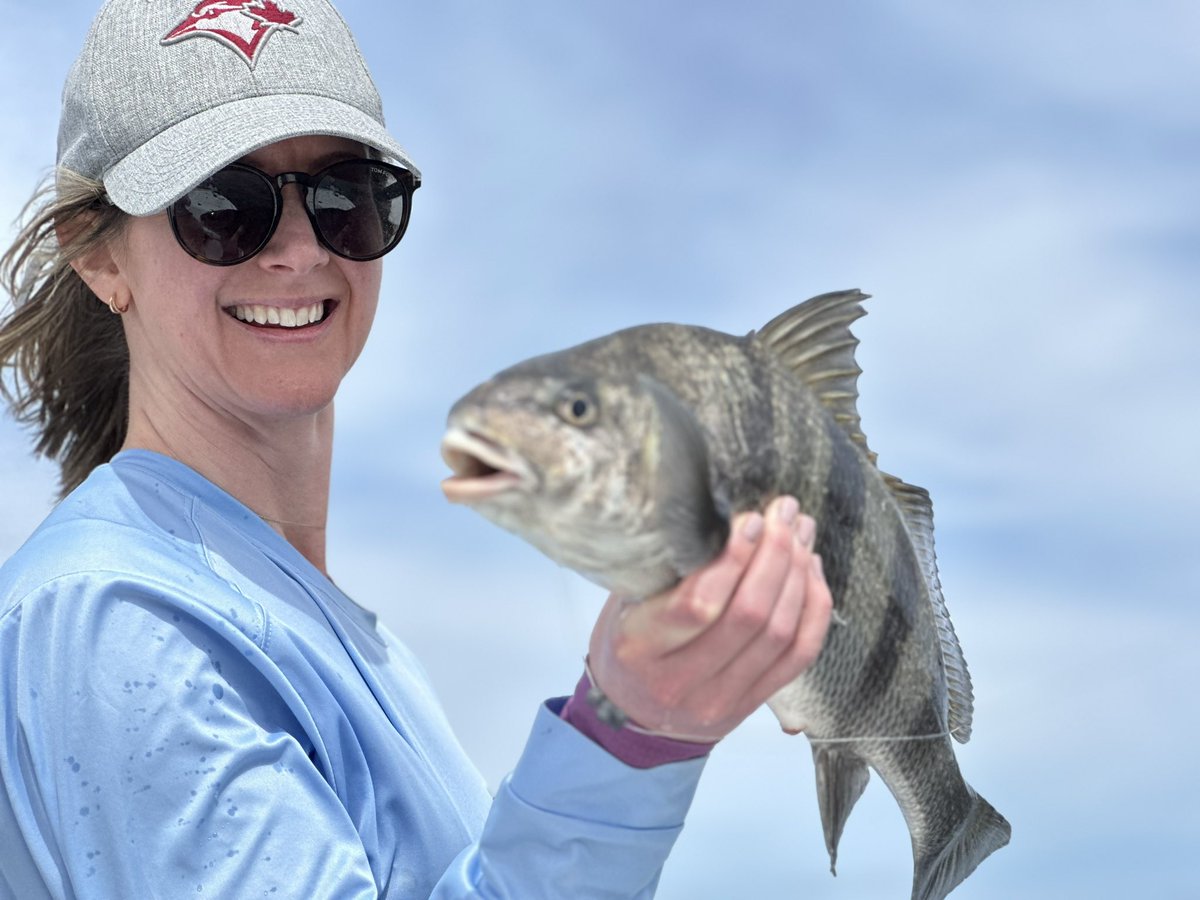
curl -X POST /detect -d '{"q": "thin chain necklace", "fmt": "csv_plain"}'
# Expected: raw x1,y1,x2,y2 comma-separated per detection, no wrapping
257,514,326,529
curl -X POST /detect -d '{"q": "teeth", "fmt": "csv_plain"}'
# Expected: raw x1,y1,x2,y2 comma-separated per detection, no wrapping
230,302,327,328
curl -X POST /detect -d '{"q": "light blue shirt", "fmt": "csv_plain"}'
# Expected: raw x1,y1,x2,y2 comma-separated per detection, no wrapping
0,450,705,898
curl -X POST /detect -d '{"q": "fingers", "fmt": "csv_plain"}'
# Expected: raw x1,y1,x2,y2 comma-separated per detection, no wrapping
685,506,829,720
664,497,804,677
616,507,767,655
743,550,834,704
794,554,833,668
668,507,772,628
587,495,835,741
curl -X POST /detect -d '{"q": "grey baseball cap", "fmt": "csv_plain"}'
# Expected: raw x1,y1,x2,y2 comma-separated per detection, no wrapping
58,0,420,216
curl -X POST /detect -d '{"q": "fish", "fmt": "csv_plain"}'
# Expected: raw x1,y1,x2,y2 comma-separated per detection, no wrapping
439,289,1010,900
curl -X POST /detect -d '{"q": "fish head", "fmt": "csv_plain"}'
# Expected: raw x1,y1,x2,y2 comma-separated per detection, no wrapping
441,360,727,598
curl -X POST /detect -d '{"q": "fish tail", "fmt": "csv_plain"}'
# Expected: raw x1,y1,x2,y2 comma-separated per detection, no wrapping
911,788,1010,900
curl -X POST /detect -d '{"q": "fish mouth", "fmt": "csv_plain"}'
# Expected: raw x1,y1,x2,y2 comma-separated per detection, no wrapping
440,426,533,504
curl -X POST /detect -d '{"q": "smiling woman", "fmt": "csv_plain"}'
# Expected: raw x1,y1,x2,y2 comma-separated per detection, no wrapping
0,1,832,898
105,134,389,488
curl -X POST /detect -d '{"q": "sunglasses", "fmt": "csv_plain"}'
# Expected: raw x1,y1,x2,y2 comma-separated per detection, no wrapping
167,158,418,266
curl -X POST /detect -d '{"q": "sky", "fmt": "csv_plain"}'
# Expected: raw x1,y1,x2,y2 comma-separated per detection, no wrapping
2,1,1199,898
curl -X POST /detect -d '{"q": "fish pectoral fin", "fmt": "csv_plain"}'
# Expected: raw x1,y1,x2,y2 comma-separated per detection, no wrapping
639,375,730,576
810,744,871,876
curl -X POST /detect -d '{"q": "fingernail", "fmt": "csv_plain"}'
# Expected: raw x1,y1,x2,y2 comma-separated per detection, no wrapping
795,514,816,550
741,512,764,543
772,496,799,525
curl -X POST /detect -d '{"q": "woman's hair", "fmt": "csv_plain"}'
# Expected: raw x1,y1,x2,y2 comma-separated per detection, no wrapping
0,169,130,497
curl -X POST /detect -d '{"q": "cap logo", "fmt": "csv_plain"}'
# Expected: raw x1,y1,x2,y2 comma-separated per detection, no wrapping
161,1,303,69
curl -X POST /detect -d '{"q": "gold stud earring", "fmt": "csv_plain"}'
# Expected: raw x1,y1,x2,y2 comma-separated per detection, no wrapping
106,295,129,315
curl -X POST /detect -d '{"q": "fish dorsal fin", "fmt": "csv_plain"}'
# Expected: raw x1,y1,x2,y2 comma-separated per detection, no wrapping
751,289,875,464
883,473,975,743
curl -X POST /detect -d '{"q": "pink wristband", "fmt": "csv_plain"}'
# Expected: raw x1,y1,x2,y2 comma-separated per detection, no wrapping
560,670,717,769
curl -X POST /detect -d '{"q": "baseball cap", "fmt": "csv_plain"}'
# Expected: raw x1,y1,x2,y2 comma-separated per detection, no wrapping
57,0,420,216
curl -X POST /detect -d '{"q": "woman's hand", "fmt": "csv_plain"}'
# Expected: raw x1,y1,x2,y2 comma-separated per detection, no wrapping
586,496,833,742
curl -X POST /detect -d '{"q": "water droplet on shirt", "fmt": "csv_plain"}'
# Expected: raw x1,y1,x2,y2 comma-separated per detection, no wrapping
211,684,224,700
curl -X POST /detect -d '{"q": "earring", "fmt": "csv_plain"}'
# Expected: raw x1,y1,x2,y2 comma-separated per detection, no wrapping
106,295,129,315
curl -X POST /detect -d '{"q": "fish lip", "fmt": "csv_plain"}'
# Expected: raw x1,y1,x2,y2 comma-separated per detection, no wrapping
439,426,534,503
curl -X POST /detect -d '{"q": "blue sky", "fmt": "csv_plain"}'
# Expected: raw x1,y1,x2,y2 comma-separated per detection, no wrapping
2,2,1198,897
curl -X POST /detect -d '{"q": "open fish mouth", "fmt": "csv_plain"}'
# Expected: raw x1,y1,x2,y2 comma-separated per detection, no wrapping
440,426,533,504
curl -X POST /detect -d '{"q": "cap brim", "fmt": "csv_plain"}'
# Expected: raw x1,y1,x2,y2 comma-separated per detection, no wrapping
104,93,420,216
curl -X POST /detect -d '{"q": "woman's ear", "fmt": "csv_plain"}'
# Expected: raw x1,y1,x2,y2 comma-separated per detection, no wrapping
59,216,129,312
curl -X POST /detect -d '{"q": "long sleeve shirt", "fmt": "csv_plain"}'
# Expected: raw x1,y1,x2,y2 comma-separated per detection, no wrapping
0,450,705,898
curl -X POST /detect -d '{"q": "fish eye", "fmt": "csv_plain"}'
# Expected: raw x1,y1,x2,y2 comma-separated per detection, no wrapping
556,390,599,427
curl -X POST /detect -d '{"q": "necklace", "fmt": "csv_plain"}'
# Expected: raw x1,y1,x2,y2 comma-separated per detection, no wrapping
258,514,326,530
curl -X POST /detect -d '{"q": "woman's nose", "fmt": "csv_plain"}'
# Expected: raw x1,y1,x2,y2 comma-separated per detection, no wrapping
255,185,329,272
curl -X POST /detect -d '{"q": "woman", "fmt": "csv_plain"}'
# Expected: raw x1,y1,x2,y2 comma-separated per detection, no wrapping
0,1,832,897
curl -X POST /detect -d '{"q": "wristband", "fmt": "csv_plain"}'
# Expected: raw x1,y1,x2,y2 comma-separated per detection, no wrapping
583,658,718,745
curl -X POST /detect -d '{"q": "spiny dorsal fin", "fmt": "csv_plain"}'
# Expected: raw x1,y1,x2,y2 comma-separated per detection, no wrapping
751,289,875,464
883,473,975,743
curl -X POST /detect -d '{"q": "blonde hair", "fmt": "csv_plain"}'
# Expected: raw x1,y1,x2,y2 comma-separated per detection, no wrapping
0,169,130,497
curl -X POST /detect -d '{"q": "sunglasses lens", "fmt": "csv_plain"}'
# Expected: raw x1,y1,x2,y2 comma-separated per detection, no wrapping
170,168,276,265
312,161,410,260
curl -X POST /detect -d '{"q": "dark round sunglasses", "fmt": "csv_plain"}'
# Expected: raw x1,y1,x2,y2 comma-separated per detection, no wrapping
167,158,419,266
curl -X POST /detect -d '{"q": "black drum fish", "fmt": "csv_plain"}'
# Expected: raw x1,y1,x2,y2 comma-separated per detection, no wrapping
440,290,1010,900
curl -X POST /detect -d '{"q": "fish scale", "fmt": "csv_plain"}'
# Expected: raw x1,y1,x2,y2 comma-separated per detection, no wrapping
441,289,1010,899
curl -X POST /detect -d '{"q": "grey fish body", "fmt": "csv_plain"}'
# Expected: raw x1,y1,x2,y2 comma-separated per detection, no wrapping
441,290,1009,899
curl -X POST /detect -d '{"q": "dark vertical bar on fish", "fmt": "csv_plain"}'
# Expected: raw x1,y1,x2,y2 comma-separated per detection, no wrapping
440,289,1010,899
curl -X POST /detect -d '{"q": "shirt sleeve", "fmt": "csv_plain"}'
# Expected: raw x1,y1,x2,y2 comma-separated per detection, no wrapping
1,574,379,899
431,700,707,899
3,574,708,900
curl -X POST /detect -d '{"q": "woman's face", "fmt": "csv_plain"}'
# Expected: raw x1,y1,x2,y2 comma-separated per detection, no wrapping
112,134,384,429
